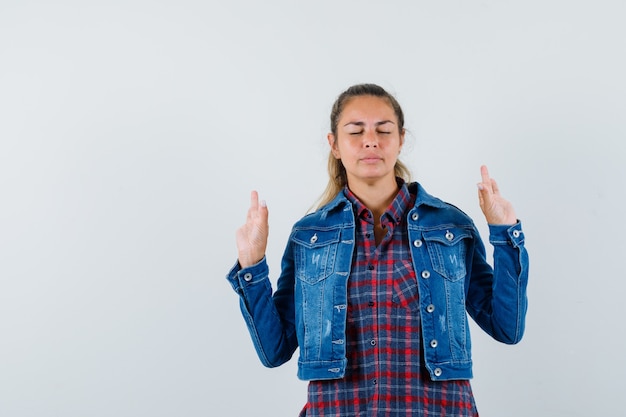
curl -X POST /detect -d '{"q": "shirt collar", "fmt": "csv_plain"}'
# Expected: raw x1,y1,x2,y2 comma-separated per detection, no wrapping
320,180,449,214
343,178,415,225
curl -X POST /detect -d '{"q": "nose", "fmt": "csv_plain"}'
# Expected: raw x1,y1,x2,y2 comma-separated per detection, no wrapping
363,130,378,148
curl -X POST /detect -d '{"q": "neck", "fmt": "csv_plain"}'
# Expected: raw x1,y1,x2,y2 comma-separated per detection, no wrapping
348,177,399,220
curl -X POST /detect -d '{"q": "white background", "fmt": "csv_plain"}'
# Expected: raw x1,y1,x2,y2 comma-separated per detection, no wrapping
1,1,625,416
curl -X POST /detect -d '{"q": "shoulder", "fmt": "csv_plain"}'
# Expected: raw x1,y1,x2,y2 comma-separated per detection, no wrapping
413,182,475,226
292,193,352,230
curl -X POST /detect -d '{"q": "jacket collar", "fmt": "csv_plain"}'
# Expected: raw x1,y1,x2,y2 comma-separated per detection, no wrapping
410,182,449,210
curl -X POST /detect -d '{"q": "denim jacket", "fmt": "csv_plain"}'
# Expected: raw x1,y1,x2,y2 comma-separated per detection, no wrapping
227,182,529,381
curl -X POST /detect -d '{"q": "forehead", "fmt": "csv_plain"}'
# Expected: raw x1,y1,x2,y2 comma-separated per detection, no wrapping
340,95,396,121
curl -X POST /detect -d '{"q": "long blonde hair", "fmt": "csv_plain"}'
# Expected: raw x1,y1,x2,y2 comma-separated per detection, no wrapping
312,83,412,211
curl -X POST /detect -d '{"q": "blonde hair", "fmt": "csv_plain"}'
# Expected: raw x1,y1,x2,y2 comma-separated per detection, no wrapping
312,83,412,211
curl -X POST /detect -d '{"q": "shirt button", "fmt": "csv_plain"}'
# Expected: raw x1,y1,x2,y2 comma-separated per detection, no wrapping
310,233,318,244
413,239,422,248
445,231,454,241
243,273,253,282
426,304,435,313
373,379,377,385
370,340,376,346
430,339,438,348
434,368,442,377
368,301,375,307
421,270,431,279
513,230,521,238
368,264,375,270
411,213,419,221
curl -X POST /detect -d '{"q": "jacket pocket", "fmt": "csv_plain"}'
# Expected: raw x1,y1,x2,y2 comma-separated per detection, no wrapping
423,228,471,281
292,228,340,284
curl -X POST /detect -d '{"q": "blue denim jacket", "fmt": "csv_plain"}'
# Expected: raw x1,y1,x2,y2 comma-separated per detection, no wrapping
227,182,529,381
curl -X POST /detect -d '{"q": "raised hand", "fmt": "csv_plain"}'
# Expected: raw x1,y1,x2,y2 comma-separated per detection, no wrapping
477,165,517,225
236,190,269,268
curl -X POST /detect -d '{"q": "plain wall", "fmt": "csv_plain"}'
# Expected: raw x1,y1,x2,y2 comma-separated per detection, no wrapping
1,1,625,416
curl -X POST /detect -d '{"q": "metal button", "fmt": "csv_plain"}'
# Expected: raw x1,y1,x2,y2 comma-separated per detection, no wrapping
411,213,419,221
370,340,376,346
413,239,422,248
243,273,253,282
421,270,431,279
430,339,438,348
445,231,454,241
434,368,442,377
513,230,521,238
426,304,435,313
310,233,318,244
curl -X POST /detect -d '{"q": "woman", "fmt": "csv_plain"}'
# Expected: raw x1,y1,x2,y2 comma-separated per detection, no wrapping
227,83,529,416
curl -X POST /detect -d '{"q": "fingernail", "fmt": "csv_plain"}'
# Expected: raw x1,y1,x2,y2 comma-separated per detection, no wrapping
260,200,267,207
477,183,484,191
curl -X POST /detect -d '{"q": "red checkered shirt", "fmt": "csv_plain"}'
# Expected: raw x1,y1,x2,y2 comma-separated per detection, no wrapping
300,183,479,417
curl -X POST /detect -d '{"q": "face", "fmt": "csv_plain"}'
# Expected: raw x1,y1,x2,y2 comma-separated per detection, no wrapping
328,95,405,188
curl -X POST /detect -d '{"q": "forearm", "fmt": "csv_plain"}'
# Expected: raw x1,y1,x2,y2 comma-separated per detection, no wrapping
468,222,529,344
226,258,298,367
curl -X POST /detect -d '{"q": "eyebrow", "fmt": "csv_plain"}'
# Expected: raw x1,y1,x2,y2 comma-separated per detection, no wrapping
343,120,396,127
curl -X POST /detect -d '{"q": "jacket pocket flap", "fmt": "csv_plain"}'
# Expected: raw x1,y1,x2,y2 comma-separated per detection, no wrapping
292,228,341,249
423,228,471,246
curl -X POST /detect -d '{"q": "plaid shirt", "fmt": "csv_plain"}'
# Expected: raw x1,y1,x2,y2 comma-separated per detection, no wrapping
300,183,479,417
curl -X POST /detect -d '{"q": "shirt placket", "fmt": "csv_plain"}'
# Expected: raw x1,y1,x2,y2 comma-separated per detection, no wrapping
363,212,398,416
357,211,378,415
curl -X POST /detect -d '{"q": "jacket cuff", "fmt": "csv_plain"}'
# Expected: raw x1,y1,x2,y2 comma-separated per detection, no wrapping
226,257,269,293
488,221,525,248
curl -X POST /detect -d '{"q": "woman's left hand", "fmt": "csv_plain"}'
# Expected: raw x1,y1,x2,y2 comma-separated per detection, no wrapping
477,165,518,225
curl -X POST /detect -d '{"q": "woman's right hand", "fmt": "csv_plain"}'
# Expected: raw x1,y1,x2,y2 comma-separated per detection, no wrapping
236,190,269,268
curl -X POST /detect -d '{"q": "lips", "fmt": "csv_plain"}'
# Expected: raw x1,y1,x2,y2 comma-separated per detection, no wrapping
360,154,382,163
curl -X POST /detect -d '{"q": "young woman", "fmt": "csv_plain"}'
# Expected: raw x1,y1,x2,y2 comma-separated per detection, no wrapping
227,83,529,416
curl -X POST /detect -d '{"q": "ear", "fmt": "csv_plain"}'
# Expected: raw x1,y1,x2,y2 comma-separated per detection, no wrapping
327,133,341,159
399,128,406,153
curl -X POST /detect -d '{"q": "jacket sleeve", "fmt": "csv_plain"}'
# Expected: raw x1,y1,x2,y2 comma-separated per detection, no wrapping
225,239,299,367
465,221,529,344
